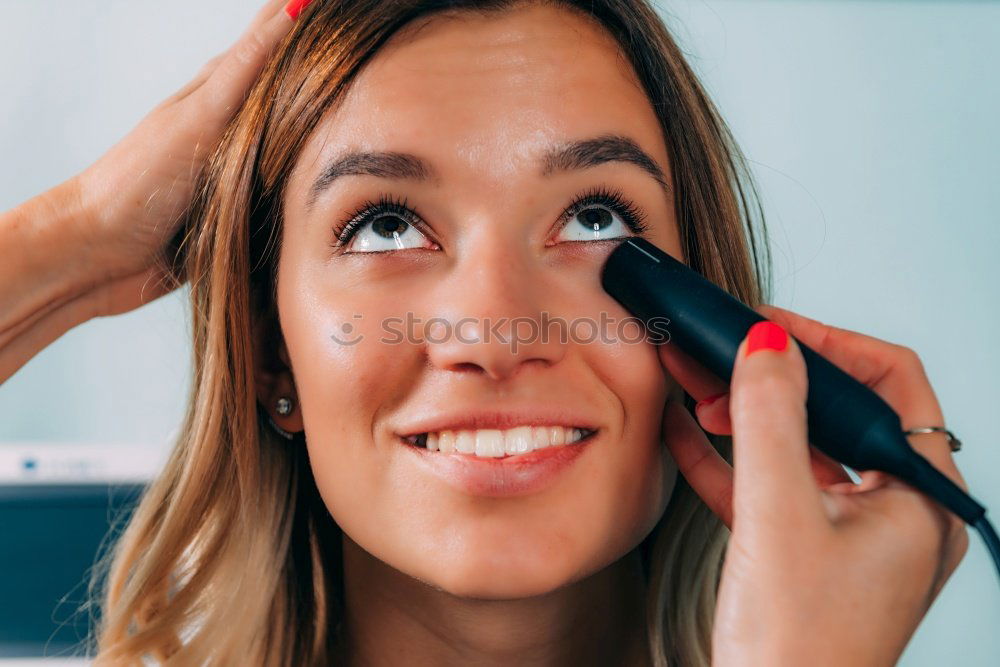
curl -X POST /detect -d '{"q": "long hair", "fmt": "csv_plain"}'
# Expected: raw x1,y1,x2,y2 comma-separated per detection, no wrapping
87,0,770,663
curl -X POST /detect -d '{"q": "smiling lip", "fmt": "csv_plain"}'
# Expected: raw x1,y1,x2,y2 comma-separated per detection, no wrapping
398,431,597,497
395,407,600,438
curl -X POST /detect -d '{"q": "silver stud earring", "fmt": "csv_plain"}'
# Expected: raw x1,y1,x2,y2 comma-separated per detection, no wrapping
275,397,293,416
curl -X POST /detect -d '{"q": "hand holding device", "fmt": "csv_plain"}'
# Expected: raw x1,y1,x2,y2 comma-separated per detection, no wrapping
601,237,999,662
601,237,999,576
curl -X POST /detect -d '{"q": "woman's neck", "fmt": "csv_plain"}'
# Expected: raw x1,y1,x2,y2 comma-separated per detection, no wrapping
332,533,653,667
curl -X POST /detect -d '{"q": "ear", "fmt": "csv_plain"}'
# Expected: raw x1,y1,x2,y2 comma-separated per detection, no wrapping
253,312,304,434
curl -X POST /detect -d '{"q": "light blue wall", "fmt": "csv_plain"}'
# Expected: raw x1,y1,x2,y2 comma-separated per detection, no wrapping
1,1,997,663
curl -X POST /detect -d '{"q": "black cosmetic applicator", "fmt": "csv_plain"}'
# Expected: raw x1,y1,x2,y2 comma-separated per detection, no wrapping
601,237,1000,580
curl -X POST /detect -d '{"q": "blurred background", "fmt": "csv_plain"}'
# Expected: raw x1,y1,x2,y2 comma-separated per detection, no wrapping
1,0,997,664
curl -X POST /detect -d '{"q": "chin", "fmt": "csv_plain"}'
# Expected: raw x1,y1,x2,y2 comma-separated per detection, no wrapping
402,532,604,600
417,561,584,601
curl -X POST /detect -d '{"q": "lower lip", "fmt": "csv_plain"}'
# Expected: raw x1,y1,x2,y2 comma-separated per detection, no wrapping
398,432,597,498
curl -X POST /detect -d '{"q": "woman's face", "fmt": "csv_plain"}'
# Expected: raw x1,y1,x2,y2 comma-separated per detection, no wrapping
275,3,683,599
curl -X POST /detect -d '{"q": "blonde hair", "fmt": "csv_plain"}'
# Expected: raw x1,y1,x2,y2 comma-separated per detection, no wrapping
86,0,771,663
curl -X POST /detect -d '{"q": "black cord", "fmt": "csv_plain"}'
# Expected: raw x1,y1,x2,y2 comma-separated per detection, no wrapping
974,516,1000,585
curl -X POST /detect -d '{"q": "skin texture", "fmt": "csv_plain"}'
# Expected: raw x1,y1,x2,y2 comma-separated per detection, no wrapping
267,5,681,664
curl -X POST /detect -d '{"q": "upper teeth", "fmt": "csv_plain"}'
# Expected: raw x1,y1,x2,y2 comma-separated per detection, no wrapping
409,426,591,457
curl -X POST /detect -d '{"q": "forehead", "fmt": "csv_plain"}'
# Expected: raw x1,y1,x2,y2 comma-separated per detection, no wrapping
289,3,670,200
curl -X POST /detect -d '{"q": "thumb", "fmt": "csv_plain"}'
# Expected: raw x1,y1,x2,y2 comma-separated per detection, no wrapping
729,320,825,527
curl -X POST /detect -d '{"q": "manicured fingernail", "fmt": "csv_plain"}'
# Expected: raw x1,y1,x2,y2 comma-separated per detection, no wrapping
744,320,788,357
285,0,314,20
696,392,727,409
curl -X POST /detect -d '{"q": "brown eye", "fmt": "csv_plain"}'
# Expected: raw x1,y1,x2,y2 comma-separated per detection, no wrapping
371,216,409,238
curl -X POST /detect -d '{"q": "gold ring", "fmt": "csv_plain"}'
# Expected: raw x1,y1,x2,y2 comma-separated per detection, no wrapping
903,426,962,453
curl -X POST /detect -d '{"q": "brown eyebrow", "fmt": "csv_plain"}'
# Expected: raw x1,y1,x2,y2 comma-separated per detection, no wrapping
305,133,670,213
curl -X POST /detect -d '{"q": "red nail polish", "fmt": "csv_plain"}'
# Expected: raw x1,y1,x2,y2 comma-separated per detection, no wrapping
696,392,727,409
285,0,314,20
744,320,788,357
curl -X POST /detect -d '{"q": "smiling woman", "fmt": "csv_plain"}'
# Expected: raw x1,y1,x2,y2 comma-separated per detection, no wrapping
86,0,768,664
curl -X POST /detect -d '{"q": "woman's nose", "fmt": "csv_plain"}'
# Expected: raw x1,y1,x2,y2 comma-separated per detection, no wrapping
422,244,568,381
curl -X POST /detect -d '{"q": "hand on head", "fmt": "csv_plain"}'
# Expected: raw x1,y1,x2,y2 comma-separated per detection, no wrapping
72,0,311,316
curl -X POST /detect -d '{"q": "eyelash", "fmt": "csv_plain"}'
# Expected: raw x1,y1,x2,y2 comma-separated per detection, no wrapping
329,184,651,251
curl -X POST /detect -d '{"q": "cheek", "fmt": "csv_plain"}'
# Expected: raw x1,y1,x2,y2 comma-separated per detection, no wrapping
578,333,678,562
278,277,425,533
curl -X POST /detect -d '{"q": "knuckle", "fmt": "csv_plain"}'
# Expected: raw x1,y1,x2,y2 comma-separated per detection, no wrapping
710,484,734,521
950,524,970,561
754,304,776,318
936,520,969,583
175,84,231,130
166,96,200,129
747,367,798,400
813,323,836,356
922,505,968,569
233,29,268,66
194,53,226,81
894,344,925,372
149,95,177,115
